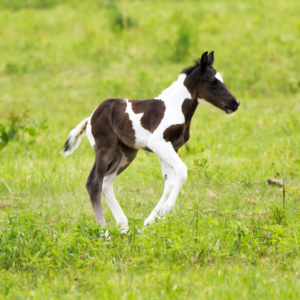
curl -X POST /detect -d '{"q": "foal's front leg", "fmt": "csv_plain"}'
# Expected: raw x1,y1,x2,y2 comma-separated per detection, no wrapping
145,140,188,225
144,159,175,225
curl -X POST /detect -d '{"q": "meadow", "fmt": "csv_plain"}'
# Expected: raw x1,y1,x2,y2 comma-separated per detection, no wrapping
1,0,300,298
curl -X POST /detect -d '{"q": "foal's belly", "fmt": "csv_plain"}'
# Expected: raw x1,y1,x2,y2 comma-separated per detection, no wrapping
117,128,151,150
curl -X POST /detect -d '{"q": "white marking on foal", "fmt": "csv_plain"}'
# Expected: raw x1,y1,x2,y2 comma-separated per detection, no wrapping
157,74,187,98
86,120,95,147
125,100,151,149
154,73,192,138
215,71,224,83
86,108,98,148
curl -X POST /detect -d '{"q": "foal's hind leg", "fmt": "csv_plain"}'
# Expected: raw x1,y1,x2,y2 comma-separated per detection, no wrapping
102,145,138,233
86,163,106,226
86,136,119,227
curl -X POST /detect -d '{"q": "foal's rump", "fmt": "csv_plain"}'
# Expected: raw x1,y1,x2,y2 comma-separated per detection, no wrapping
61,98,132,157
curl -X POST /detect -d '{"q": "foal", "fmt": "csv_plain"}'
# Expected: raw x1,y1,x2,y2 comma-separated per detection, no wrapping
62,51,240,233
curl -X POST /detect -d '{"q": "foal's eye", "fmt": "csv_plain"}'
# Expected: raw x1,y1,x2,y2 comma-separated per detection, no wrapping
209,81,217,88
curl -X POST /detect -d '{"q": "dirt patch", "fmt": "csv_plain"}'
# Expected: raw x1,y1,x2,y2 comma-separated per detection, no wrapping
267,178,283,187
0,202,12,209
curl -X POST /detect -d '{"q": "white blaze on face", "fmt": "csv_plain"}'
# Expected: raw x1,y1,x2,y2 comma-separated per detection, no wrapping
215,71,224,83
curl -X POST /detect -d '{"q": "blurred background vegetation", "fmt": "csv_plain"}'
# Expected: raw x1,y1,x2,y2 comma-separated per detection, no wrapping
0,0,299,151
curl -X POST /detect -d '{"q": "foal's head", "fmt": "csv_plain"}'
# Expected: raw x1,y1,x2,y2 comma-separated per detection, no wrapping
183,51,240,114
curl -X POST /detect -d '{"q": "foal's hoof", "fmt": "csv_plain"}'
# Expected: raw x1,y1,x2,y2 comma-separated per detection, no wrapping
118,225,129,235
144,216,157,226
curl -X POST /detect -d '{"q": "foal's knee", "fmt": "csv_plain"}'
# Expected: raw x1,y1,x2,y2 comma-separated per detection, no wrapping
176,164,188,184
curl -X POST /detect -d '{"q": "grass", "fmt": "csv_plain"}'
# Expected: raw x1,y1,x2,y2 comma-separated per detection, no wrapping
1,0,300,298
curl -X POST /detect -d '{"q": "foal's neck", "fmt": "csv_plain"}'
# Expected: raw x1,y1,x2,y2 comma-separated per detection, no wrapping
156,74,200,124
156,74,192,103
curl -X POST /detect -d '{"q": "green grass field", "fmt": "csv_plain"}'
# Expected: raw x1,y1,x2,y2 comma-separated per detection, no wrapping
1,0,300,299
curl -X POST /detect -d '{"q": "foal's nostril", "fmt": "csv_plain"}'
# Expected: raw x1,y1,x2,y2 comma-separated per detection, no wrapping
231,99,239,107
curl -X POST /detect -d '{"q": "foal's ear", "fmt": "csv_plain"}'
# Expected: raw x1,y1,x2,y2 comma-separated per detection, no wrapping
200,51,209,71
208,51,214,67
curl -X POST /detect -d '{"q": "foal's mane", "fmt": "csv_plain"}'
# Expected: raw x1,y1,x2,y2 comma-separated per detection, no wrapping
157,58,204,98
180,59,201,75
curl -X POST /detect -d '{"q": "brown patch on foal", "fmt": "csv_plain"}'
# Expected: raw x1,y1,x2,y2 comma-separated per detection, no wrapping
163,124,187,151
181,98,198,122
163,98,198,150
91,99,136,148
130,99,166,133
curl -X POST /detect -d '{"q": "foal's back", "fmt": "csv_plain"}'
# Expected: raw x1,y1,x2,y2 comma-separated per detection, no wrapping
90,98,166,150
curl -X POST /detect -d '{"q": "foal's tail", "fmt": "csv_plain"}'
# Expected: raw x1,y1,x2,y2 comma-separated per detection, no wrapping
61,117,90,157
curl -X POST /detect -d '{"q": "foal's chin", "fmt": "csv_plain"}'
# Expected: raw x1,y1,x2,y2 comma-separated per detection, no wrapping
225,108,234,115
224,106,239,115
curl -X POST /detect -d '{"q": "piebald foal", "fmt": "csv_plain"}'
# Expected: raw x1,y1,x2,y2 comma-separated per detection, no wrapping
62,51,240,233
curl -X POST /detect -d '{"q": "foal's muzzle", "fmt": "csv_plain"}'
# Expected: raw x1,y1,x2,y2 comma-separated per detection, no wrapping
225,99,240,114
